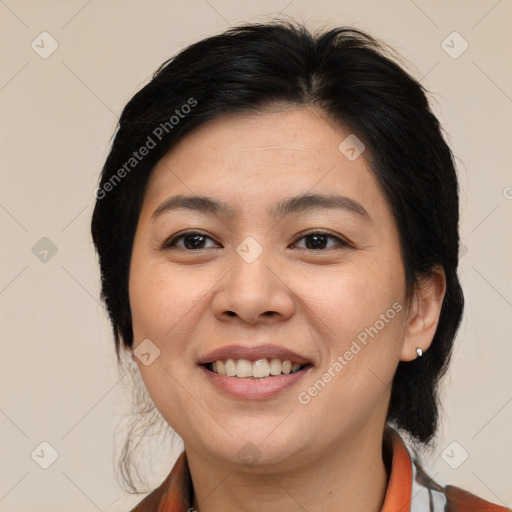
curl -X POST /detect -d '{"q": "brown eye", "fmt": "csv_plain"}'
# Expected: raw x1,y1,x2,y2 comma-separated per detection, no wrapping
163,231,219,250
292,231,350,250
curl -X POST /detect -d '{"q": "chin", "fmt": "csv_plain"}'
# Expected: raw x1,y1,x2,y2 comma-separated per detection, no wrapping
191,426,310,471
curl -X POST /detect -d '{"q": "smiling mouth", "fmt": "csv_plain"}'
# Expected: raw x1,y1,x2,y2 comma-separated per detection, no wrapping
204,358,310,379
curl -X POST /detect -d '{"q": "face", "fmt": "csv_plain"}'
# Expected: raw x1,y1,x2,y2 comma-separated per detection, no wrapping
129,106,411,470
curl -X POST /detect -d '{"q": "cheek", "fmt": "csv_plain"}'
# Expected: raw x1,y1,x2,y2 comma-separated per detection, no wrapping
303,255,407,405
128,260,209,433
129,258,204,344
299,265,406,429
311,259,405,337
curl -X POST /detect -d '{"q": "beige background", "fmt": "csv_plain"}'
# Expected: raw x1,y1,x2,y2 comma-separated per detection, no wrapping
1,0,511,510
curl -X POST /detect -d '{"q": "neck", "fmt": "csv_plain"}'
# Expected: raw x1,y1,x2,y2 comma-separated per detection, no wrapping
186,425,390,512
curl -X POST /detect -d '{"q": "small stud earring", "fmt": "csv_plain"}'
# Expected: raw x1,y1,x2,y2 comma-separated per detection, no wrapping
416,347,423,357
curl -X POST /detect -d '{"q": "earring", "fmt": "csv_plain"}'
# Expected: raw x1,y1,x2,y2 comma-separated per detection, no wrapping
416,347,423,357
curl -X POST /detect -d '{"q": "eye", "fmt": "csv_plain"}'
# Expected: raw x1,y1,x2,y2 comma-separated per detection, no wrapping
292,230,350,250
161,229,351,252
162,230,220,250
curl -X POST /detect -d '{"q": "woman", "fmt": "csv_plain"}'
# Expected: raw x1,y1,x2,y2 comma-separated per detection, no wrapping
91,21,509,512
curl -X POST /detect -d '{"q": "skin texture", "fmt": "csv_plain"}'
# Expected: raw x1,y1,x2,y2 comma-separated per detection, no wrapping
129,106,446,512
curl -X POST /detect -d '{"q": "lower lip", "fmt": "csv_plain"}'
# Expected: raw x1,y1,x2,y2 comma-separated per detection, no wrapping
199,365,311,400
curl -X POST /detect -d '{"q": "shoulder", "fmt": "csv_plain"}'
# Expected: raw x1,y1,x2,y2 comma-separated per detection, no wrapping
129,490,162,512
411,453,510,512
127,451,192,512
443,485,511,512
386,428,509,512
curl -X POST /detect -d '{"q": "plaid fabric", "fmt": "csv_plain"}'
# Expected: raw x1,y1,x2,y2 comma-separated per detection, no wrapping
130,429,510,512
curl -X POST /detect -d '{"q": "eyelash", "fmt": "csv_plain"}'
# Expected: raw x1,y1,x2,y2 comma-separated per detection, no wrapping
161,229,351,251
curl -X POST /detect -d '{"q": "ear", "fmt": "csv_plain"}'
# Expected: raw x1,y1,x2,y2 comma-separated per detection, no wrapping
400,266,446,362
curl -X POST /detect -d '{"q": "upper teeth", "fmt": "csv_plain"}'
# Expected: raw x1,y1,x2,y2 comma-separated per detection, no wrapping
211,358,303,378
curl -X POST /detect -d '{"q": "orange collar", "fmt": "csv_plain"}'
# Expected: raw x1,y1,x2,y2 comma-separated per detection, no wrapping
381,428,413,512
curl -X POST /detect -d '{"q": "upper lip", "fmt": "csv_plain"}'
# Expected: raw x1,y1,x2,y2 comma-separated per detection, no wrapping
198,344,312,365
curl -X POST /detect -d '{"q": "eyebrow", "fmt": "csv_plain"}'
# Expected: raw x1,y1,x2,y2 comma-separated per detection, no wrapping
151,193,371,222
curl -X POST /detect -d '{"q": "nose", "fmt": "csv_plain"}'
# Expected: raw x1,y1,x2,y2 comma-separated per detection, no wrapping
211,248,295,325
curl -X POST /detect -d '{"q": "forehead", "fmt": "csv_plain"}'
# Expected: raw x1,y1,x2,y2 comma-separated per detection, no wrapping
141,107,387,222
